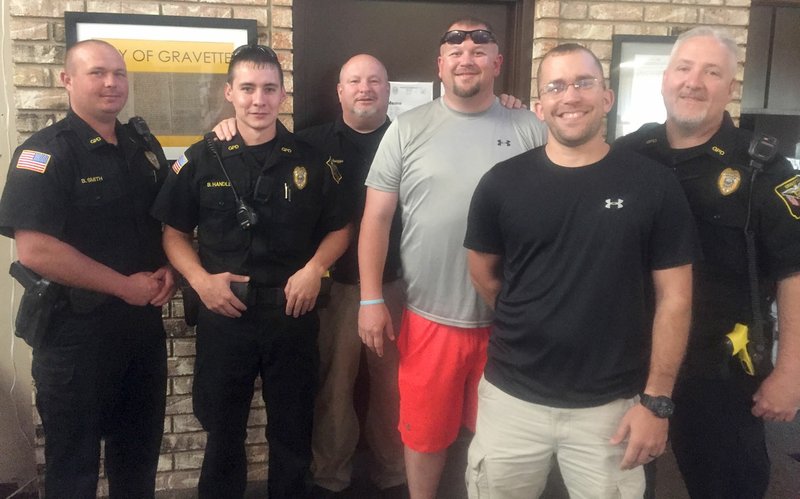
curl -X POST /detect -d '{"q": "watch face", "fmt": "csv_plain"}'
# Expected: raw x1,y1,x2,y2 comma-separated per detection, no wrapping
642,394,674,418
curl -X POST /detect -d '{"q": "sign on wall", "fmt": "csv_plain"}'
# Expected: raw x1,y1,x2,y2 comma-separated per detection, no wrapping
65,12,257,159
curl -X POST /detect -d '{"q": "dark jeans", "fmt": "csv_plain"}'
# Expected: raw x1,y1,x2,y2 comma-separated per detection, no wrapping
33,303,167,499
194,304,319,499
670,371,769,499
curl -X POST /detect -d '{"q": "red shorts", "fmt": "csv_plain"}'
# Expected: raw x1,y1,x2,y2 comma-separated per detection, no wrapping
397,308,489,453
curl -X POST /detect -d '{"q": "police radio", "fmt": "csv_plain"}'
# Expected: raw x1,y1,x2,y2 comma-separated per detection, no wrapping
203,133,258,230
748,133,779,169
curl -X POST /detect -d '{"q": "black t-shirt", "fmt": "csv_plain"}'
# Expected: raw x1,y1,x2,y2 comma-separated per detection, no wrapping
615,114,800,376
464,146,696,407
297,117,402,284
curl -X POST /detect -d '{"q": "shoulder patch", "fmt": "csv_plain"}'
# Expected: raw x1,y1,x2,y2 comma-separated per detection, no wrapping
16,150,51,174
774,175,800,220
325,156,343,184
171,154,189,175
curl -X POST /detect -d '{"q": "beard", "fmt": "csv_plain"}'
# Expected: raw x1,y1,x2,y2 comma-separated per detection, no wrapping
548,115,604,148
451,79,481,99
665,98,709,132
350,102,380,119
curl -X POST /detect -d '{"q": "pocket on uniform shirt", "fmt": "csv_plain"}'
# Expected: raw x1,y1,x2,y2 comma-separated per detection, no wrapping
197,188,250,252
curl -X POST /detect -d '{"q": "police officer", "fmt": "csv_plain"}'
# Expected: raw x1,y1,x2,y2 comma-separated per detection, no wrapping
151,45,351,499
0,40,175,497
616,27,800,498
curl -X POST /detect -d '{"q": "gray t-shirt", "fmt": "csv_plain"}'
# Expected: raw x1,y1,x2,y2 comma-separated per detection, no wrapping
366,97,547,327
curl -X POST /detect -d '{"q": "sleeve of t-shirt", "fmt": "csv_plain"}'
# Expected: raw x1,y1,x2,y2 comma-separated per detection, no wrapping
648,166,698,270
0,140,72,239
464,168,504,255
365,120,402,193
150,146,201,234
756,160,800,280
514,110,549,150
315,154,349,237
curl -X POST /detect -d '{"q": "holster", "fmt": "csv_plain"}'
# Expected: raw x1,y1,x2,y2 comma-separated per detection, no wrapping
9,261,63,348
182,286,200,327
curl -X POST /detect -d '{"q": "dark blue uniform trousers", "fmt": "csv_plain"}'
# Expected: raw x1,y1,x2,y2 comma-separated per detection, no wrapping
33,302,167,498
193,303,319,499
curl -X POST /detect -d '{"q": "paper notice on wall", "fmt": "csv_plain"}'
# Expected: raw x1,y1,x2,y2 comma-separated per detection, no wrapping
388,82,433,120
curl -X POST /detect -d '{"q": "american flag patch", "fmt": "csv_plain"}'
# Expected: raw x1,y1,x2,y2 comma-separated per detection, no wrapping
172,154,188,174
16,150,51,174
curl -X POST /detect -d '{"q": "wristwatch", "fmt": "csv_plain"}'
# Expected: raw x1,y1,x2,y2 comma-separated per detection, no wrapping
640,393,674,418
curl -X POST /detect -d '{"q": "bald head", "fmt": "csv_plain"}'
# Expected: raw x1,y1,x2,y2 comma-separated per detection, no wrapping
65,39,123,75
337,54,390,133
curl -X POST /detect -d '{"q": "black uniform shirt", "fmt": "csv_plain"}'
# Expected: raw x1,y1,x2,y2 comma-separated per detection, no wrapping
0,111,167,274
297,116,402,284
615,113,800,372
151,121,348,287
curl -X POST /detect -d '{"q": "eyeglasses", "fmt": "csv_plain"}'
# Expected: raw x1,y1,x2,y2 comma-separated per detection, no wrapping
230,44,279,61
440,29,497,45
540,77,599,97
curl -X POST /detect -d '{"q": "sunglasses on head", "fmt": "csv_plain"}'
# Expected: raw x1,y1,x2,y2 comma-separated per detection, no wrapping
440,29,497,45
231,44,279,61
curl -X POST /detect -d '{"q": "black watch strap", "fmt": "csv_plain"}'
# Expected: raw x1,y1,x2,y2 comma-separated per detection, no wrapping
640,393,675,418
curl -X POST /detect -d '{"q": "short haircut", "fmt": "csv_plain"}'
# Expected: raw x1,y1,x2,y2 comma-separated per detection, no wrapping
65,39,121,73
671,26,738,75
536,43,605,96
227,44,284,86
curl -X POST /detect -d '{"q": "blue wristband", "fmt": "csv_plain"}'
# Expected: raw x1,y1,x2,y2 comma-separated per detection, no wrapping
360,298,385,306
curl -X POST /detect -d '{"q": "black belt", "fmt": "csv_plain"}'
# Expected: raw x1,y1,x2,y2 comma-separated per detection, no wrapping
248,285,286,307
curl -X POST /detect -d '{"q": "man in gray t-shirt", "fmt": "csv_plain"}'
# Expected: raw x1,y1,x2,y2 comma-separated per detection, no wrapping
357,16,547,498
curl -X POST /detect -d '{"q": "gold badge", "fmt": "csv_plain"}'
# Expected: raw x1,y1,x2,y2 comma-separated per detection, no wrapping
145,151,160,170
293,166,308,190
717,167,741,196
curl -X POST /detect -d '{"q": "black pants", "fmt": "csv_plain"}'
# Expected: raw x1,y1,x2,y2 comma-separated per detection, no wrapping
670,371,769,499
33,302,167,499
194,304,319,499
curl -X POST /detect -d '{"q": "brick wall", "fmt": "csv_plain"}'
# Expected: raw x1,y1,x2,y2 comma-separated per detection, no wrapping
6,0,750,495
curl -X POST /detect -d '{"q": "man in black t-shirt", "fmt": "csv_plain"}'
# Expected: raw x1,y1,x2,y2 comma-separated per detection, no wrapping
464,44,695,498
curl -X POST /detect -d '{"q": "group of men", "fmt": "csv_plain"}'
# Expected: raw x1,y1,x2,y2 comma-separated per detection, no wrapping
0,13,797,499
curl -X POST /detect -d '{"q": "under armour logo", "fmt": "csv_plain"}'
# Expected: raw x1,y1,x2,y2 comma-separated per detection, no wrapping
497,139,511,146
605,198,624,209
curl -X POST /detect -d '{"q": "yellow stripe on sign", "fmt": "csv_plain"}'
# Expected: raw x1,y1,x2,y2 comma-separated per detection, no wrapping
156,135,203,147
104,39,234,74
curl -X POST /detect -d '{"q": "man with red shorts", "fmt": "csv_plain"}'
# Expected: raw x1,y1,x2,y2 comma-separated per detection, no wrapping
357,17,547,498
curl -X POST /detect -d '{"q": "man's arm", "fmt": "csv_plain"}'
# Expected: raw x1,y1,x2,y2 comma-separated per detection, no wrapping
284,223,352,318
752,272,800,421
16,229,162,307
467,249,502,310
358,188,398,357
162,225,248,318
611,263,692,469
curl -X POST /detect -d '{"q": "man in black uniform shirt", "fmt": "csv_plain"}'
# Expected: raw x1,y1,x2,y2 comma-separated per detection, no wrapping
297,54,405,496
0,40,175,497
151,45,350,499
616,27,800,498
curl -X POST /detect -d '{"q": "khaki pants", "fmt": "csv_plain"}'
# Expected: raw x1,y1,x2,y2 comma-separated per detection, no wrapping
467,377,645,499
311,280,406,491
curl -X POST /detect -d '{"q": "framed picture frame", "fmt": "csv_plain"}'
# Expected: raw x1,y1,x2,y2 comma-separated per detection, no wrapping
65,12,257,159
608,35,676,141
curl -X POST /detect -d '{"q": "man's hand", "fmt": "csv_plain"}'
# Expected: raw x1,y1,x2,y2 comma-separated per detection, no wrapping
119,272,160,306
358,303,394,357
610,403,668,470
284,264,322,318
499,93,527,109
752,370,800,422
211,118,238,141
193,272,249,318
149,265,178,307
